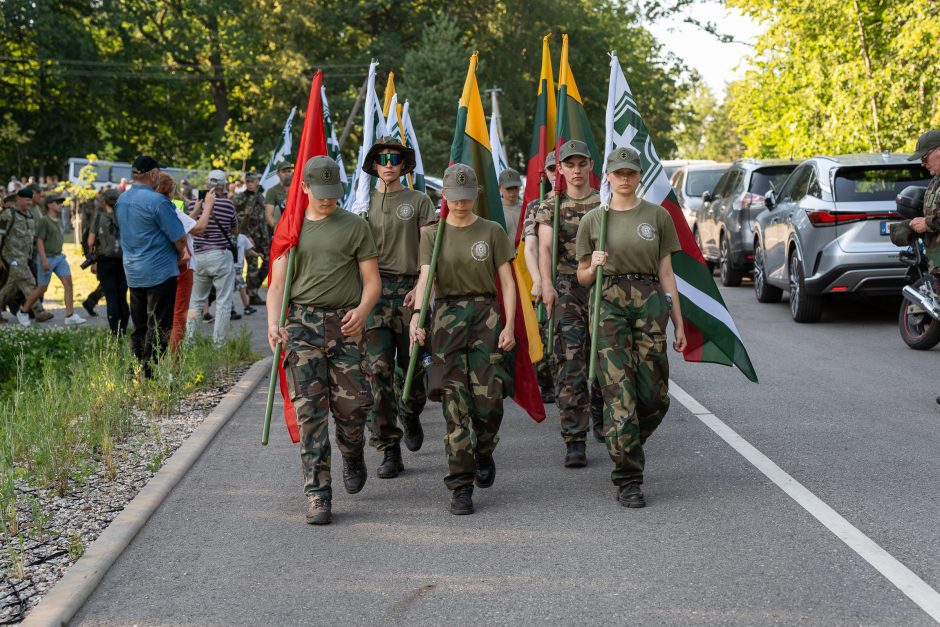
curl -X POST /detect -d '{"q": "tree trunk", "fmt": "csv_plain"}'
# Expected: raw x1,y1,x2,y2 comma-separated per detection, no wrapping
205,14,229,134
852,0,883,152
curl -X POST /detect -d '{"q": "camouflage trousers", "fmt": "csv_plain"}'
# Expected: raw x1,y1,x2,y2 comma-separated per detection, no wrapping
364,274,427,451
552,275,604,443
0,261,36,309
429,296,510,489
535,304,554,390
245,230,270,298
591,276,671,486
283,304,373,498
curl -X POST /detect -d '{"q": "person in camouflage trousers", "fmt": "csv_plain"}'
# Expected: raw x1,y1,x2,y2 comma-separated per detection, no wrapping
536,140,605,468
267,155,380,526
410,164,517,516
0,189,45,325
576,146,686,509
234,172,269,306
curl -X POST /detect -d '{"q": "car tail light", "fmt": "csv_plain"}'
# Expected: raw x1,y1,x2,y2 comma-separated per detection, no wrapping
741,192,764,210
831,286,849,292
805,210,898,226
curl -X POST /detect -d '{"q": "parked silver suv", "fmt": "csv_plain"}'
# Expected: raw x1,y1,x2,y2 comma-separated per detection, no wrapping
752,154,931,322
695,159,797,286
670,162,730,228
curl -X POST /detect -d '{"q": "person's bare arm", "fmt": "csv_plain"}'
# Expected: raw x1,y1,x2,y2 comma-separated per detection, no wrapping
264,203,276,229
409,264,432,348
266,253,289,352
524,234,541,300
658,254,686,353
190,190,215,236
538,222,558,315
341,257,381,336
496,262,516,351
36,238,49,271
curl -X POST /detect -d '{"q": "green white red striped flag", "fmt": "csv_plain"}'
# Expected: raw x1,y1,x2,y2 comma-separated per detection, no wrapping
401,101,427,193
604,51,758,382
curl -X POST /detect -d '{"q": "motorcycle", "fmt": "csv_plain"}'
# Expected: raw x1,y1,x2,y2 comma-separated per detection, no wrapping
896,185,940,349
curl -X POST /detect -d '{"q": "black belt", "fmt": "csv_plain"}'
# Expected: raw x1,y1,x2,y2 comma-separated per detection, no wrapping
609,273,659,283
439,294,496,303
379,271,417,281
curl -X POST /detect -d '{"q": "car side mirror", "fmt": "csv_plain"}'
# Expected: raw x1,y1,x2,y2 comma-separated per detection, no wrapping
765,191,776,210
701,190,713,203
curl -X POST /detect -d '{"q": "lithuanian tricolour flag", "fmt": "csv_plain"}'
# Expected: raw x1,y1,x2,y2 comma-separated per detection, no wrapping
555,34,603,191
522,34,557,216
449,53,545,422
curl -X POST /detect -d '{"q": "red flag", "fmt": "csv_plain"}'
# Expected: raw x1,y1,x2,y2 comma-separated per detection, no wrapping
268,70,328,443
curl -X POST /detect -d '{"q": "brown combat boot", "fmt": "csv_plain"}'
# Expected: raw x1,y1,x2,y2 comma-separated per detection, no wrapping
306,495,332,524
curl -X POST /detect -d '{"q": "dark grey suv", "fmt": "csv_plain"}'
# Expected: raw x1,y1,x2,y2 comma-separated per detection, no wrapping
695,159,798,286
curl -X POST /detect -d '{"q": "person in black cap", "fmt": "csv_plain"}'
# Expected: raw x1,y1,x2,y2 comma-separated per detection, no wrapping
0,188,44,325
361,136,436,478
116,155,189,377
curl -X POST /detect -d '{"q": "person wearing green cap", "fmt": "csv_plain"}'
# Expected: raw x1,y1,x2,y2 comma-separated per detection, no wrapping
409,163,516,516
0,189,41,325
907,130,940,276
234,171,269,306
264,160,294,229
535,140,606,467
266,155,380,526
34,194,86,325
498,168,524,244
575,146,686,508
361,136,436,478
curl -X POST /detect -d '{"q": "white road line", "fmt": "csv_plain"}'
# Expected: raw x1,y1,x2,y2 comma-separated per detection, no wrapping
669,379,940,624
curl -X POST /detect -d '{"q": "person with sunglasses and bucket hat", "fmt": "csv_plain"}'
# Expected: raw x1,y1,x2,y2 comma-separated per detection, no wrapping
575,146,686,508
361,136,437,478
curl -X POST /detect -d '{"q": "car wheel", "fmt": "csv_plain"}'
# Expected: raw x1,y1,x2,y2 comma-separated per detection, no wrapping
719,236,744,287
694,228,715,273
898,297,940,350
753,241,782,303
788,253,823,323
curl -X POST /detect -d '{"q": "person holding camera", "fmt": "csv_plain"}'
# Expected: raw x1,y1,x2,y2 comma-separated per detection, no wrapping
185,169,238,345
87,189,128,334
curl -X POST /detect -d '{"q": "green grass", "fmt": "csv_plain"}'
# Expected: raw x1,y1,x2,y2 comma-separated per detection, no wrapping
0,326,259,538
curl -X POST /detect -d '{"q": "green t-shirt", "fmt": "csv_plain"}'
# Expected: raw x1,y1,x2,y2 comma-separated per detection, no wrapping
575,200,681,276
290,209,378,308
35,214,64,257
534,190,601,275
503,200,523,245
419,217,515,297
367,187,436,275
265,184,288,224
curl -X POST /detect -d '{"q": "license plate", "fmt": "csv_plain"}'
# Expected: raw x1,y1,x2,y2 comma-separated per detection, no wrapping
880,221,897,236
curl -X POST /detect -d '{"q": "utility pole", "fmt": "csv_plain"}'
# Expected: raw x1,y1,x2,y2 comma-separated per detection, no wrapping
485,86,504,141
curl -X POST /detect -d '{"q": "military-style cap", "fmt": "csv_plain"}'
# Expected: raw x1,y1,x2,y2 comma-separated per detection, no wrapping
498,168,522,189
605,146,642,173
16,188,33,199
910,130,940,161
207,169,227,185
245,171,261,181
4,192,17,204
363,136,416,177
102,189,120,204
275,159,294,171
559,140,591,162
442,163,478,202
43,193,66,207
544,151,556,170
302,155,344,199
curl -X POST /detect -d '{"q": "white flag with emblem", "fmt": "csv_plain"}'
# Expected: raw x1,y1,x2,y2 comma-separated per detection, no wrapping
489,113,509,176
261,106,296,191
401,100,427,193
349,61,388,214
602,51,758,382
321,86,347,189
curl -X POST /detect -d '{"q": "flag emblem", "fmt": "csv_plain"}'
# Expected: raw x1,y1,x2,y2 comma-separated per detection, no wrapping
396,203,415,220
617,148,631,160
637,223,656,241
321,169,333,183
456,171,468,185
471,240,490,261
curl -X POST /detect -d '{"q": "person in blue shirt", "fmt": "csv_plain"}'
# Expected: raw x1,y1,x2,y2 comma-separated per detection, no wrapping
115,156,190,377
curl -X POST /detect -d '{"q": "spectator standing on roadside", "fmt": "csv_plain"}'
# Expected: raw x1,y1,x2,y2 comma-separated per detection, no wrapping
234,171,268,306
186,169,238,345
264,160,293,229
34,193,85,325
87,189,128,335
116,156,189,377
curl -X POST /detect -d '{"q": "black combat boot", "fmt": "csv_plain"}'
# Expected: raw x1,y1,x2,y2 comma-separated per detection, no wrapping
591,409,604,443
540,386,555,404
342,454,367,494
306,495,332,524
401,414,424,451
475,454,495,488
618,481,646,508
563,441,587,468
450,485,474,515
377,442,405,478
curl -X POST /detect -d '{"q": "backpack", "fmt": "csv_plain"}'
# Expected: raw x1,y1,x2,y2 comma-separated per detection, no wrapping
93,211,122,259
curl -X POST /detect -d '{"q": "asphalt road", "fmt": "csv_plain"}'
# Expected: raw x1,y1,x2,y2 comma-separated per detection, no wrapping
70,283,940,626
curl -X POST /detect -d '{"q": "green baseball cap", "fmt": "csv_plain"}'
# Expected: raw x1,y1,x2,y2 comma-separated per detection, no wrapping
302,156,344,199
498,168,522,189
442,163,478,201
559,140,591,162
275,159,294,172
245,171,261,181
544,151,556,170
43,193,66,207
605,146,642,173
910,130,940,161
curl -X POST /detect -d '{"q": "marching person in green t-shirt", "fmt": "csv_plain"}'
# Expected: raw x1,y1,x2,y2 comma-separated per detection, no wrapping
266,156,381,526
575,146,686,509
362,136,437,477
409,163,516,516
35,194,86,326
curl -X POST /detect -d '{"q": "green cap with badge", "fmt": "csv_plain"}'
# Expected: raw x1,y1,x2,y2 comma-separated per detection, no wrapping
909,130,940,161
605,146,642,173
275,159,294,172
302,155,344,199
442,163,478,201
544,151,556,170
498,168,522,189
559,139,591,162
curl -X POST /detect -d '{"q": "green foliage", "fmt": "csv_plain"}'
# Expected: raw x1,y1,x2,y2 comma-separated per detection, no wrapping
726,0,940,158
0,326,102,400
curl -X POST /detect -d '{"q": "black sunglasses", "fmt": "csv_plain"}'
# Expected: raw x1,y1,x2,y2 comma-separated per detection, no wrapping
376,153,403,166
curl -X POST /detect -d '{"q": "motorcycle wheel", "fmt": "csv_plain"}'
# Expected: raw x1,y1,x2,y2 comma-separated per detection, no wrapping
898,298,940,350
